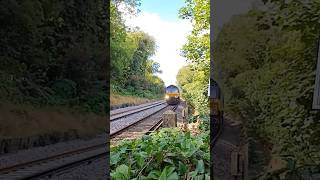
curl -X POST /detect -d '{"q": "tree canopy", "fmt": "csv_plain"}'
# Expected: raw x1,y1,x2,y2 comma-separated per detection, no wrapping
214,7,320,178
178,0,320,177
0,0,165,114
0,0,108,114
177,0,210,116
110,1,165,98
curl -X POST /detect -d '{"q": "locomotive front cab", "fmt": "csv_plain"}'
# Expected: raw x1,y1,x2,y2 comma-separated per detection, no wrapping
165,85,180,105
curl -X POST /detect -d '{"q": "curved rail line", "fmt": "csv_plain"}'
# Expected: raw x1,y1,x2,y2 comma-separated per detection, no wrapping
23,150,107,179
27,104,178,179
110,100,164,116
38,104,178,178
0,102,176,179
110,104,169,138
0,143,106,179
110,101,166,121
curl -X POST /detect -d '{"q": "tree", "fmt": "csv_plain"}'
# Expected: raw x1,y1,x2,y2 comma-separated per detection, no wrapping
0,0,108,114
178,0,210,115
214,10,320,173
110,1,164,98
177,65,193,87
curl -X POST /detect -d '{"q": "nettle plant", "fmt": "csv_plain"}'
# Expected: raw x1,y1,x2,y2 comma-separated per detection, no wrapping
110,128,210,180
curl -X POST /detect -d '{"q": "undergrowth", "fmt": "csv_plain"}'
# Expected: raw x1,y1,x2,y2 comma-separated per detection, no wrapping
0,102,106,137
110,93,155,107
111,85,163,100
110,128,210,180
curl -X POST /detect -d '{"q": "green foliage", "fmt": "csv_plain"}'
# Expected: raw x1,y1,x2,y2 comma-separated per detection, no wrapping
177,0,210,116
177,65,208,115
198,115,209,131
214,9,320,177
110,2,165,98
0,0,108,114
263,159,320,180
260,0,320,41
111,128,210,179
178,0,320,177
0,0,162,112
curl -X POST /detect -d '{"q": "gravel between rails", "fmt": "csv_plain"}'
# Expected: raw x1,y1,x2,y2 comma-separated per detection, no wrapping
110,104,168,135
0,134,106,173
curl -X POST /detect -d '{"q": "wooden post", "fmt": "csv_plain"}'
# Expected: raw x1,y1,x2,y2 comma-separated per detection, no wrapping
185,102,188,120
182,108,189,131
162,110,177,128
182,108,186,131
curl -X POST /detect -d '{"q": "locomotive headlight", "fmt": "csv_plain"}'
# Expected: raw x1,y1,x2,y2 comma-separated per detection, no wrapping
165,95,169,99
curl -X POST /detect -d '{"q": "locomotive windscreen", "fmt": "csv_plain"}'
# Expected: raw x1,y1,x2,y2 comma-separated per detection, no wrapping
166,85,179,93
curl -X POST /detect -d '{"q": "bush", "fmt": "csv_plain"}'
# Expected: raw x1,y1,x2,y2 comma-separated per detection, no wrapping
111,128,210,180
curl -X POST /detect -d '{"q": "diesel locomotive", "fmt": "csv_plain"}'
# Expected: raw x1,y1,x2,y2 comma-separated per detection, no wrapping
164,85,180,105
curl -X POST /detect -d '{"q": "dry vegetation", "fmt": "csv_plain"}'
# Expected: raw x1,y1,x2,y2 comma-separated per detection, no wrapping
0,103,106,138
110,93,158,107
0,94,159,138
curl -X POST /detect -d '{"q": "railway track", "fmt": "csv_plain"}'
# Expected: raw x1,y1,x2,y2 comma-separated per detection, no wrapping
0,143,107,179
0,101,176,179
145,105,178,134
110,101,168,137
111,105,178,142
110,100,165,117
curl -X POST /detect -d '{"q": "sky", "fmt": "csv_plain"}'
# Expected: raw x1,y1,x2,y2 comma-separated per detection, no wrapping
122,0,192,86
121,0,256,86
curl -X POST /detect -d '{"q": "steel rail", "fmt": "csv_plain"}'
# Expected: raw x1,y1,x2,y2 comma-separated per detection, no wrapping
110,101,166,121
110,104,169,138
0,143,107,179
23,151,107,179
21,105,179,179
145,105,178,135
110,100,164,116
0,104,178,179
0,144,106,175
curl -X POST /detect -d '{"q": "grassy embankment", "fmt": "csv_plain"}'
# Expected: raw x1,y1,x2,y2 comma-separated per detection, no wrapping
110,93,159,108
0,93,161,138
0,102,106,138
